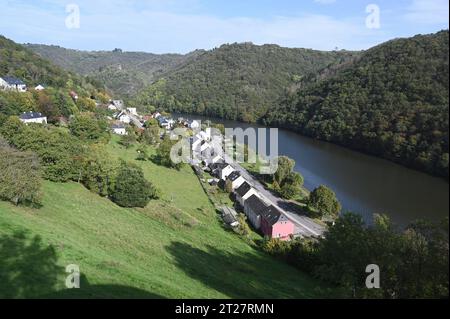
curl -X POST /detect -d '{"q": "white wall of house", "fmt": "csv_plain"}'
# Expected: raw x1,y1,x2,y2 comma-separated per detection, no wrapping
0,78,27,92
189,120,200,129
220,165,234,180
231,176,246,190
119,114,131,124
0,78,7,89
127,108,138,116
17,84,27,92
244,204,262,229
113,128,127,135
20,117,47,124
236,188,259,207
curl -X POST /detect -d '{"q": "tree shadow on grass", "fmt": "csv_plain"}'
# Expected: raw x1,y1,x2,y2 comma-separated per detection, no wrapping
43,274,165,299
0,230,164,299
166,241,327,299
0,230,62,298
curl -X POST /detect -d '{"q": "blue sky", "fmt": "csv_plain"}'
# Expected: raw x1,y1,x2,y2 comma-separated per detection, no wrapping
0,0,448,53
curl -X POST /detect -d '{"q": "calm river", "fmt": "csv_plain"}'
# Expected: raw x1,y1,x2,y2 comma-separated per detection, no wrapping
176,113,449,226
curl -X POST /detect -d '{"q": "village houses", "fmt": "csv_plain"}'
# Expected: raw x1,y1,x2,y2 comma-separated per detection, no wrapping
116,111,131,124
111,123,127,135
225,171,246,190
19,111,47,124
0,76,27,92
234,181,260,207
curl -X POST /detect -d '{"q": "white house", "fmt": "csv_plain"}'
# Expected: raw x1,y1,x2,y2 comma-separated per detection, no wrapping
191,135,203,152
0,77,27,92
127,107,138,116
19,112,47,124
243,194,269,230
108,102,118,111
203,153,223,166
235,181,260,207
158,117,174,129
113,100,124,109
116,111,131,124
111,123,127,135
188,120,201,130
226,171,246,190
210,163,234,180
34,84,45,91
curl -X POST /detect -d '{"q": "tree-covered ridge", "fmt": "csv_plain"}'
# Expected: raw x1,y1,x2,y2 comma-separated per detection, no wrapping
0,35,110,122
1,36,103,94
264,30,449,178
131,42,358,121
26,44,203,97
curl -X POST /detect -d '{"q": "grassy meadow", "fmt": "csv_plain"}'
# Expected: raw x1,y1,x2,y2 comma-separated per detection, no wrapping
0,137,328,298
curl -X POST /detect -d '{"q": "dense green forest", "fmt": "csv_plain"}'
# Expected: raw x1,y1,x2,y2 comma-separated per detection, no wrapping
24,32,449,178
26,44,203,97
131,43,357,121
264,31,449,178
0,35,110,122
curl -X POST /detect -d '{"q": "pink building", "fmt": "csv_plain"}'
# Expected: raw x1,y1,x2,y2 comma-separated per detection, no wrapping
260,206,295,241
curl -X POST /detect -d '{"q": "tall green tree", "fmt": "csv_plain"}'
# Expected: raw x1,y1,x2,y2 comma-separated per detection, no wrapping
0,139,42,206
309,185,341,218
110,161,158,208
69,112,108,142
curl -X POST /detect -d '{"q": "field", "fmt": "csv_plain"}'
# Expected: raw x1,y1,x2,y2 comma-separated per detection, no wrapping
0,138,328,298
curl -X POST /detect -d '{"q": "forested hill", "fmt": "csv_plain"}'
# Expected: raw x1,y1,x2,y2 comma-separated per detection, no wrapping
264,30,449,178
26,44,203,97
0,35,109,121
1,36,97,90
130,43,358,122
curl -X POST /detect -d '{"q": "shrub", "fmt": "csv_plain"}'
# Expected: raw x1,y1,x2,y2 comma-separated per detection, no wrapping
109,161,158,207
0,139,42,206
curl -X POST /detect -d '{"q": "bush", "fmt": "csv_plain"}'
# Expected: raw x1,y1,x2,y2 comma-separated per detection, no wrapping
109,161,158,208
69,112,109,142
0,116,84,182
0,139,42,206
309,185,341,218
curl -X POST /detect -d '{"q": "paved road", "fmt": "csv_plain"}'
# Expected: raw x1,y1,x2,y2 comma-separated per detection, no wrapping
225,155,326,238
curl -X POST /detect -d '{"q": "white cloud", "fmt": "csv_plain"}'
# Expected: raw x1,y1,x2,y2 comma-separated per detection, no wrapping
404,0,449,25
0,0,408,53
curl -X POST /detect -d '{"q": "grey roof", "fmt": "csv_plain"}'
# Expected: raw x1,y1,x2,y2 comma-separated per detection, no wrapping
245,194,269,216
112,123,126,129
209,162,230,170
2,76,25,85
235,182,252,197
227,171,241,182
261,206,288,226
20,112,45,120
222,213,238,225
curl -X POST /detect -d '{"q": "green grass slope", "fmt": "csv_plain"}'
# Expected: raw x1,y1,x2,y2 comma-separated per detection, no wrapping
0,138,326,299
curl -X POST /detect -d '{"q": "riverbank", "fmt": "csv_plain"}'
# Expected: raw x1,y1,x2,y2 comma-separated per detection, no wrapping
173,113,449,226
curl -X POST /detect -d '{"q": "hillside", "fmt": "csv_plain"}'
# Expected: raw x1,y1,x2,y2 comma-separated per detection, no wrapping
0,138,327,298
1,36,105,94
0,35,110,121
131,43,358,122
26,44,203,97
263,30,449,178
